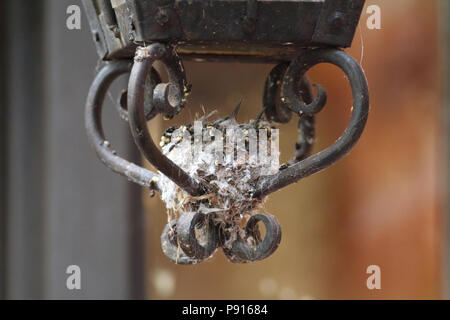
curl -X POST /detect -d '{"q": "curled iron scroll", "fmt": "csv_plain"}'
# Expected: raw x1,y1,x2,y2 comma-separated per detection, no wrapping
161,220,199,265
263,63,316,164
223,214,282,263
85,61,158,187
176,212,219,260
127,43,205,196
160,212,282,264
85,45,369,265
253,48,369,198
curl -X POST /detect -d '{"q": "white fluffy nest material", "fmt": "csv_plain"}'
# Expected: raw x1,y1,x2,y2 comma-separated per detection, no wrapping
155,114,279,249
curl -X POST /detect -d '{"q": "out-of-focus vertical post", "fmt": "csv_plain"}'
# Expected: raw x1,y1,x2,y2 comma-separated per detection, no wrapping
0,0,145,299
4,0,46,299
0,0,8,301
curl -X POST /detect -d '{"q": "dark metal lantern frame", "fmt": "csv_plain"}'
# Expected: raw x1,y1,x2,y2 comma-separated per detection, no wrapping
84,0,365,61
83,0,369,265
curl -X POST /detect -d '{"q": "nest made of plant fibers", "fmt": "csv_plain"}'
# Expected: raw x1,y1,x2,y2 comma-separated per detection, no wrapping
155,111,279,249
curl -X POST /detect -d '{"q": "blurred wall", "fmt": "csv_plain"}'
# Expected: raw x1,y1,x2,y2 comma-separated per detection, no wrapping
144,0,444,299
1,0,145,299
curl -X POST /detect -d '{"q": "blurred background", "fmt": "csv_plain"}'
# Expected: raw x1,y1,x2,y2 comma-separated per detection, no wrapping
0,0,448,299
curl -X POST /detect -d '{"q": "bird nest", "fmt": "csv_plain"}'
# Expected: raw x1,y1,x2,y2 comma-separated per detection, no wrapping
155,107,279,249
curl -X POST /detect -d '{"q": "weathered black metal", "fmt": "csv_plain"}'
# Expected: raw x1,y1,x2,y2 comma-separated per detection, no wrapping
84,0,369,265
160,211,281,264
291,114,316,164
223,214,282,263
115,68,162,122
85,60,158,187
127,43,205,196
161,220,199,265
82,0,365,62
253,48,369,198
176,212,219,260
263,62,292,124
263,63,316,164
